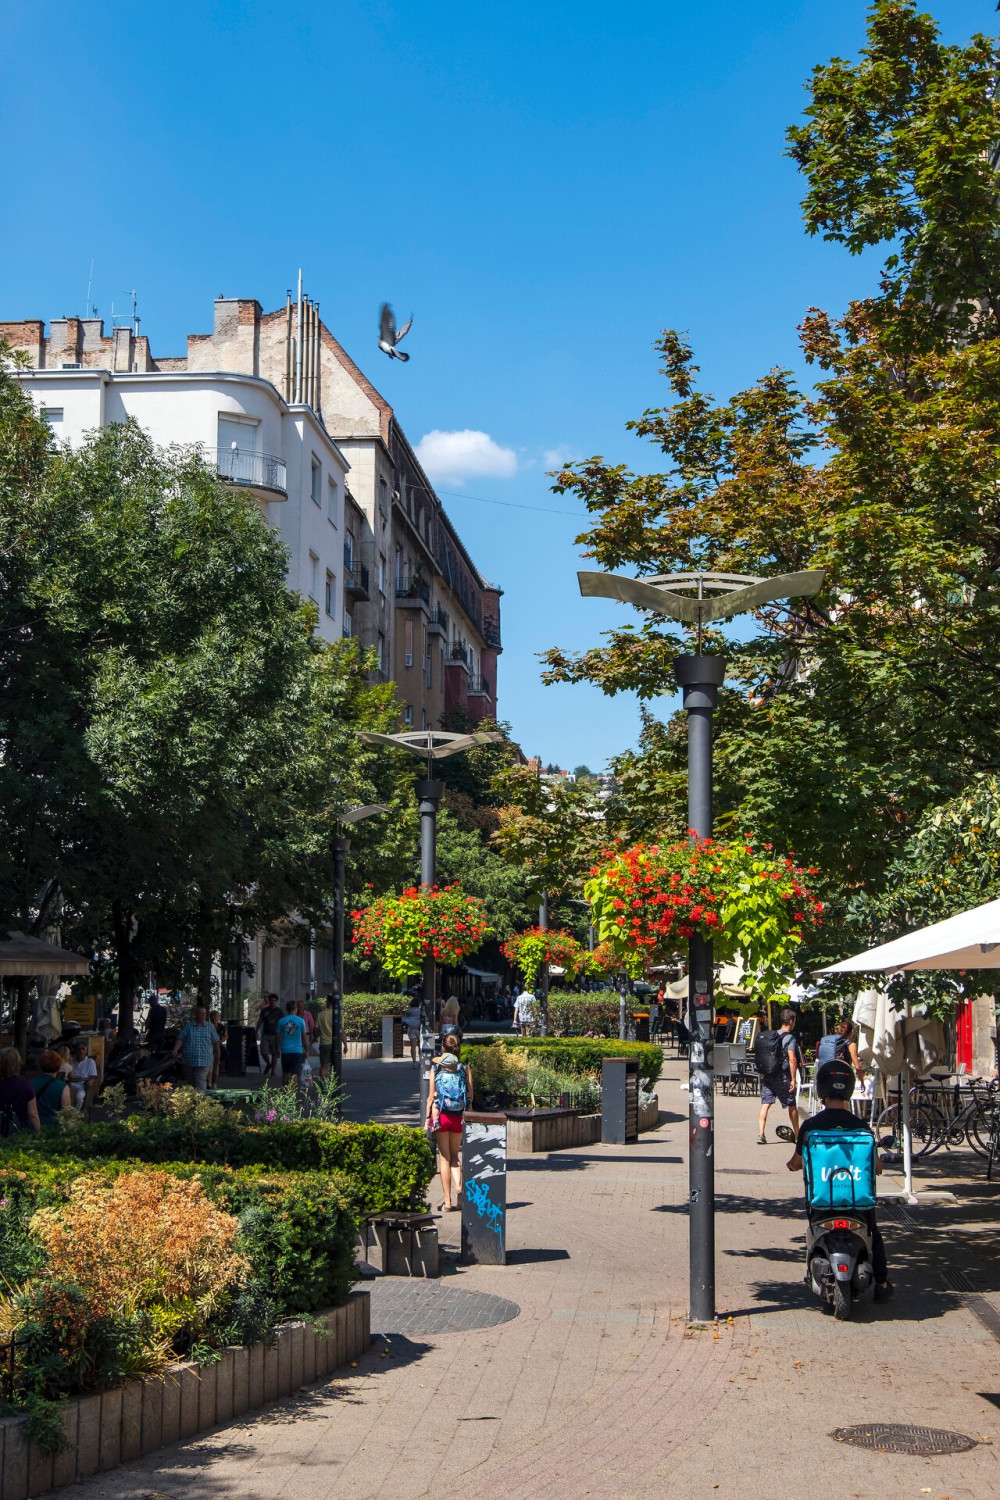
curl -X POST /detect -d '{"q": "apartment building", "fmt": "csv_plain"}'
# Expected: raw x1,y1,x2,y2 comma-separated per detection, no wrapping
1,308,351,644
3,293,502,725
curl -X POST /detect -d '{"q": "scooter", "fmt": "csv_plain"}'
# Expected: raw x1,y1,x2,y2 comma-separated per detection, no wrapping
806,1212,875,1320
101,1037,182,1096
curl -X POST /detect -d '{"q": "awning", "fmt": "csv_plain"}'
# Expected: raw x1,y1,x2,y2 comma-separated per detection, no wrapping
464,967,502,985
0,931,91,977
815,897,1000,975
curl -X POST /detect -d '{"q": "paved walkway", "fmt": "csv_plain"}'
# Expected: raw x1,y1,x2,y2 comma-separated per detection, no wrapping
61,1055,1000,1500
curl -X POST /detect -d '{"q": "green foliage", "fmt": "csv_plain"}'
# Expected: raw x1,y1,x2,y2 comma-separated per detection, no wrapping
7,1117,435,1213
545,993,624,1036
343,993,406,1041
491,764,608,901
352,884,490,980
465,1037,663,1094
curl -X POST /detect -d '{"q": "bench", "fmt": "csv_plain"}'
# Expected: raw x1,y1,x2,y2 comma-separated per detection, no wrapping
361,1210,440,1278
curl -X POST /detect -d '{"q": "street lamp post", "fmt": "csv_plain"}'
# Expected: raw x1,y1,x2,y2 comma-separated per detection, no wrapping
333,804,389,1088
537,893,549,1037
578,565,825,1321
359,729,503,1121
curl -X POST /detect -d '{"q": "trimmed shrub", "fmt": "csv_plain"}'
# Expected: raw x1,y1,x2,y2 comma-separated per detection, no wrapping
343,993,408,1040
5,1117,435,1214
546,993,624,1036
465,1037,663,1093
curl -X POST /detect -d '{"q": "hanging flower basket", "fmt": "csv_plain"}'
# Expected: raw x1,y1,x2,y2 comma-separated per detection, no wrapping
500,927,588,989
352,884,490,981
585,838,823,1001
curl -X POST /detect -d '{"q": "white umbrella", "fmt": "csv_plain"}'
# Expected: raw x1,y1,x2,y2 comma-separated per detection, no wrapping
815,896,1000,975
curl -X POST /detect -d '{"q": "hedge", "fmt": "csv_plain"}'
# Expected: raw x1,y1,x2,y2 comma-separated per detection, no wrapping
343,993,408,1041
464,1037,663,1093
7,1118,435,1214
545,994,625,1036
0,1151,358,1316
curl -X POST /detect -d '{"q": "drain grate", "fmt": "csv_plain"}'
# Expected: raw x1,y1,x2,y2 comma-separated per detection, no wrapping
831,1423,977,1456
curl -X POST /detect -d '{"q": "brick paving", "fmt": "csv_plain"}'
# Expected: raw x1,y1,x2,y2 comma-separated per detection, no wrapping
58,1053,1000,1500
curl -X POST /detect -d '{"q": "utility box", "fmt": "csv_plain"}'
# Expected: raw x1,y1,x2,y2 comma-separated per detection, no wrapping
602,1058,640,1144
381,1014,404,1058
461,1112,507,1265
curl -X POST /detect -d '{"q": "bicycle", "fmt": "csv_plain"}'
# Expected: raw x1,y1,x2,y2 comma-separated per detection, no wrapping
875,1077,998,1159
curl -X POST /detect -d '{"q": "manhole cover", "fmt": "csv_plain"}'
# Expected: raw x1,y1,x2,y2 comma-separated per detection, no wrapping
830,1424,978,1456
370,1279,520,1338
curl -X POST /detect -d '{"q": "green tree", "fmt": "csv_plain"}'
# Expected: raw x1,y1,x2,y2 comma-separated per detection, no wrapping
491,764,607,904
541,2,1000,946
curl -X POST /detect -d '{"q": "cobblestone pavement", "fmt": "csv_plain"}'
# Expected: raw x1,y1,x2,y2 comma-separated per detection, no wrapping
59,1055,1000,1500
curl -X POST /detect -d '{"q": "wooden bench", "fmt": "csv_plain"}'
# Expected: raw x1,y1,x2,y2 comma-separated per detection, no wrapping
361,1210,440,1278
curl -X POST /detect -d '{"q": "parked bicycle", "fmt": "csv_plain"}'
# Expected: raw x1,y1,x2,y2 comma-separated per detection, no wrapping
876,1077,998,1159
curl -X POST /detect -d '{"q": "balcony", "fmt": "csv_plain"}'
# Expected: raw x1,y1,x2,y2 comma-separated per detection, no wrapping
344,551,370,601
428,605,449,637
450,642,470,667
468,675,492,697
212,447,287,498
481,615,502,649
395,577,431,607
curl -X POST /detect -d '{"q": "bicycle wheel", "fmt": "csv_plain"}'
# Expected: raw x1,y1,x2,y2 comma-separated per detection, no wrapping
875,1101,945,1156
965,1104,993,1159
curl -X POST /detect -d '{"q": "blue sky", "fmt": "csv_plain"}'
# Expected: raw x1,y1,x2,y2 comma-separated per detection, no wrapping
2,1,991,768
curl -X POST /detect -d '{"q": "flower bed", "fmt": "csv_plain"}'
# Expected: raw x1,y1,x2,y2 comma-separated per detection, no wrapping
0,1151,359,1437
462,1037,663,1100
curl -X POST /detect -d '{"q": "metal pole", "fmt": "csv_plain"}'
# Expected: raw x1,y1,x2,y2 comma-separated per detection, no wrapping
675,653,726,1323
538,894,549,1037
332,836,349,1089
417,779,442,1120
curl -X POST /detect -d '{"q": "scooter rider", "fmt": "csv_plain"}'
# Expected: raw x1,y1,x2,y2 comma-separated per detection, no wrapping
786,1058,894,1303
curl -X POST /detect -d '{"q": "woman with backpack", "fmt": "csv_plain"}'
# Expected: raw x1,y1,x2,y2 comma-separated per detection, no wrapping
425,1034,474,1212
817,1017,863,1084
0,1048,40,1135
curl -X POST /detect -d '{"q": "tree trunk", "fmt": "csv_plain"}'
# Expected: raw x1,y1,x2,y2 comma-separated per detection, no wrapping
13,976,30,1062
111,898,137,1036
197,898,214,1009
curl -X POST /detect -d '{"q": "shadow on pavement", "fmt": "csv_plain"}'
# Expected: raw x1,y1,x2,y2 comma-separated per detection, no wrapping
505,1246,571,1264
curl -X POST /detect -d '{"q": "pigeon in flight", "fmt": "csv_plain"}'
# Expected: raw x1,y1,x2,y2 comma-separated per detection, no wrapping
379,303,413,361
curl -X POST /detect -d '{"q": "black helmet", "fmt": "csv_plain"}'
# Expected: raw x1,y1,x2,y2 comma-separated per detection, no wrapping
815,1058,854,1100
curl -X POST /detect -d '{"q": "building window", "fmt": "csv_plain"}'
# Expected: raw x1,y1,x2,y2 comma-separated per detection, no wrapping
379,476,389,518
40,407,63,435
403,705,414,726
377,632,386,671
325,571,335,617
421,708,428,730
394,544,403,590
404,618,413,668
311,456,322,506
327,477,338,526
343,611,354,638
378,552,387,594
345,529,356,571
307,552,319,601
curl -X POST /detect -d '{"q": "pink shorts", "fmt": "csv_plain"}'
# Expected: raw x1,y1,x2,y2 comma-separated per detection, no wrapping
436,1110,464,1134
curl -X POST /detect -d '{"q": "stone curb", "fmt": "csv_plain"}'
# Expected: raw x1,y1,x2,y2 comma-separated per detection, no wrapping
2,1290,370,1499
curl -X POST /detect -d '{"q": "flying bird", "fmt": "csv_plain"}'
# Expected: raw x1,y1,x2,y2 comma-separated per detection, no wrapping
379,303,413,361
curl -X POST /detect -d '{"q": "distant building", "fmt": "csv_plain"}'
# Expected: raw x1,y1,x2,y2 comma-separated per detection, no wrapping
2,290,502,725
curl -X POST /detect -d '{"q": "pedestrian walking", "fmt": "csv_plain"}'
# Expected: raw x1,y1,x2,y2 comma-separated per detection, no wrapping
425,1035,473,1212
402,999,422,1065
276,999,308,1085
257,994,281,1076
440,997,462,1046
208,1010,227,1087
316,994,336,1079
817,1016,863,1083
514,988,536,1036
145,993,167,1048
172,1005,220,1092
755,1006,802,1144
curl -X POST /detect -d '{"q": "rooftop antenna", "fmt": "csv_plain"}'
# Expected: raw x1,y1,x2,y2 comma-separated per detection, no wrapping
130,290,139,338
85,259,94,318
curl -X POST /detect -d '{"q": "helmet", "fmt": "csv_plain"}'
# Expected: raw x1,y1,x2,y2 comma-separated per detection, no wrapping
815,1058,854,1100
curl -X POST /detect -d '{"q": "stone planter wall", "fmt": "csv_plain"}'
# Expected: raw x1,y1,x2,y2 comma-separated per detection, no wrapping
343,1041,382,1060
1,1290,371,1500
506,1095,659,1154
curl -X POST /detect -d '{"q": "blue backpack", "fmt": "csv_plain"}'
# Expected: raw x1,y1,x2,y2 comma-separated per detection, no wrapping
434,1065,468,1114
802,1129,877,1212
816,1033,848,1067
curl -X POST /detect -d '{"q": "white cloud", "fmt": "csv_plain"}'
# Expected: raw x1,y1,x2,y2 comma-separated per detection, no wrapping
415,429,517,486
542,445,579,469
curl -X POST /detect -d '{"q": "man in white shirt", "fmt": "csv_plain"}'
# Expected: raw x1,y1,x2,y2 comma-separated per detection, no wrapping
513,989,537,1036
69,1040,98,1109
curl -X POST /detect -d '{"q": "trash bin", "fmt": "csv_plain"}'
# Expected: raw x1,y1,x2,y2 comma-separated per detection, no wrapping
461,1112,507,1265
602,1058,640,1144
633,1013,650,1043
381,1014,404,1058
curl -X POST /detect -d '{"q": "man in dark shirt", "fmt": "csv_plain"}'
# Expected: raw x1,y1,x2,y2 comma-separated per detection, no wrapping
146,995,167,1047
786,1058,893,1301
257,994,282,1077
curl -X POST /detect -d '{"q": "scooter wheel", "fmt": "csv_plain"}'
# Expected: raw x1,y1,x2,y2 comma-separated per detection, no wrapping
833,1280,852,1321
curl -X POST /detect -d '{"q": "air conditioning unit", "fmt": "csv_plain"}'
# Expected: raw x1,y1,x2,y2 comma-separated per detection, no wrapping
404,653,413,668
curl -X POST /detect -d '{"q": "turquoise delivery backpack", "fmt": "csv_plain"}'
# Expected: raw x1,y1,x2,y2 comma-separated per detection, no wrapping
802,1129,877,1213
